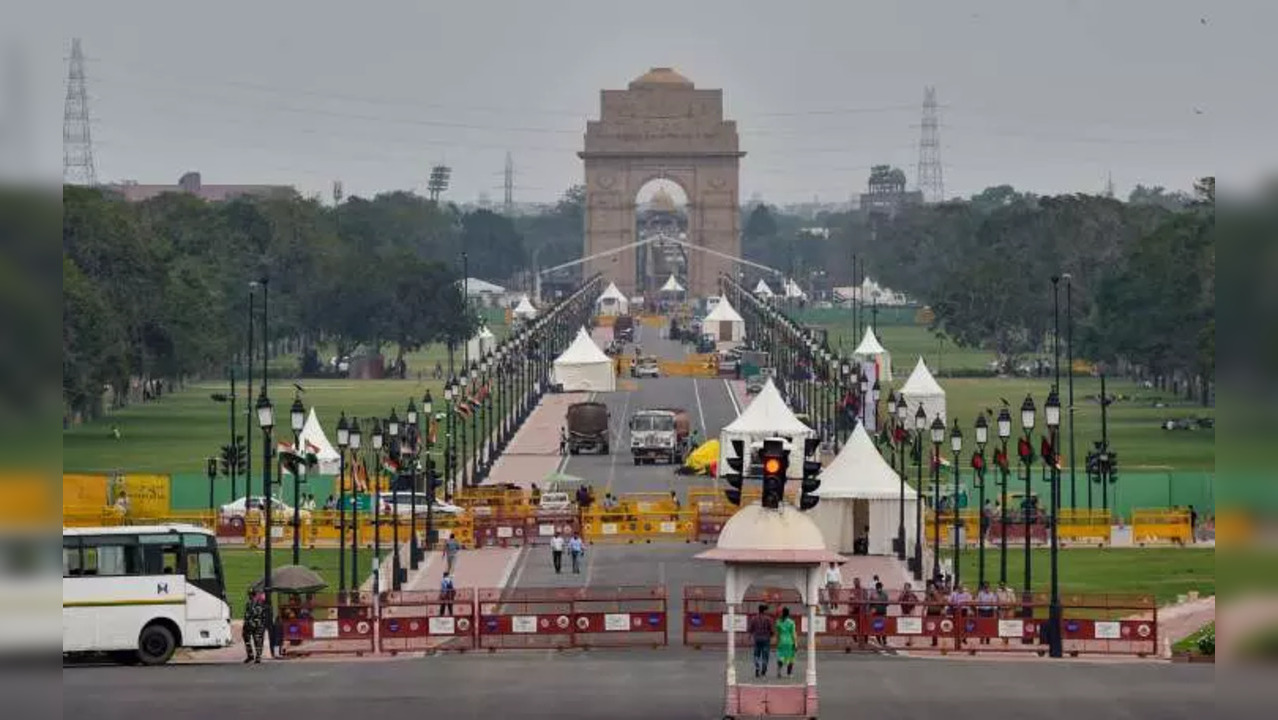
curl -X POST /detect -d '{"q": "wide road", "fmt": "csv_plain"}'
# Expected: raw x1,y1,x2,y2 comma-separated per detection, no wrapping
63,651,1217,719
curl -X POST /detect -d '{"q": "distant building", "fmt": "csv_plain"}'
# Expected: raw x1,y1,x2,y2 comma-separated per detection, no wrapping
105,171,294,203
859,165,922,218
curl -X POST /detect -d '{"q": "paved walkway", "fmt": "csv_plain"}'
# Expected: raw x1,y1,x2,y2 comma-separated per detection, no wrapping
403,546,521,592
484,392,586,491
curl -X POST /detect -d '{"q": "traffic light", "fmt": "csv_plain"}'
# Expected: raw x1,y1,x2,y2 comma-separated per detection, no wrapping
218,444,233,477
234,436,247,474
206,456,218,479
798,437,822,511
723,439,746,506
1108,452,1119,484
759,438,789,509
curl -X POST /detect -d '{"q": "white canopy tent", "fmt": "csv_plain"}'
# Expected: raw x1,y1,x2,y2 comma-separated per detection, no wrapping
660,275,685,294
853,326,893,382
719,378,814,479
596,282,629,316
703,297,746,343
900,356,947,424
551,328,616,392
783,278,807,299
279,408,342,475
754,279,775,298
512,295,537,320
809,424,918,555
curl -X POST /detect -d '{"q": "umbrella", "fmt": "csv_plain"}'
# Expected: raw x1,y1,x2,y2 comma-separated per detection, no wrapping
251,564,327,595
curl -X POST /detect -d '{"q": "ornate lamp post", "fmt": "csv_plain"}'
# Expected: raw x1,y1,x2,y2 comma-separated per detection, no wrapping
289,394,306,565
1018,394,1037,607
949,419,963,586
387,409,403,590
444,379,455,501
972,413,989,588
912,404,927,581
348,418,362,592
1045,388,1064,658
255,390,275,616
335,413,350,596
929,415,945,582
406,398,421,568
422,390,436,553
996,406,1012,585
890,390,907,562
370,418,384,594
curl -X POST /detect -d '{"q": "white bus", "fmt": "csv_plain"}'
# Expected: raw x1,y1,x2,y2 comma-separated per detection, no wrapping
63,524,233,665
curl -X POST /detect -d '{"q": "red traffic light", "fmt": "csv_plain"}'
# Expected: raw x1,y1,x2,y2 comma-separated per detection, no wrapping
763,457,782,475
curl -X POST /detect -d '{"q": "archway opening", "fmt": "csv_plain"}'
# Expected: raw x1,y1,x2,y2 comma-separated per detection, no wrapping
635,178,689,299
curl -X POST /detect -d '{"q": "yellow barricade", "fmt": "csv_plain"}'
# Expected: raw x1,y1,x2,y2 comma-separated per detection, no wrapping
1132,508,1192,545
658,360,717,378
923,510,979,544
620,492,679,513
116,474,172,517
63,474,109,514
63,506,127,528
1214,511,1252,547
686,486,798,514
582,509,697,544
301,511,476,549
454,486,528,509
594,315,617,328
639,315,666,328
1057,509,1112,543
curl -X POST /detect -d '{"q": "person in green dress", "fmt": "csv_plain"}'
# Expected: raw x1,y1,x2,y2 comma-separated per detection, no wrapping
775,606,797,677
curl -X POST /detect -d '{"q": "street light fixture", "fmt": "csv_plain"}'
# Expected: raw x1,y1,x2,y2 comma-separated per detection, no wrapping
973,413,989,588
371,418,383,594
289,393,308,566
949,419,963,586
1018,394,1036,614
255,389,275,617
336,413,349,596
929,414,945,582
996,405,1012,585
1045,387,1063,658
347,418,362,592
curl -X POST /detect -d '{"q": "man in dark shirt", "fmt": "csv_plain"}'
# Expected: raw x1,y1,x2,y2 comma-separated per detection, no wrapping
747,604,775,678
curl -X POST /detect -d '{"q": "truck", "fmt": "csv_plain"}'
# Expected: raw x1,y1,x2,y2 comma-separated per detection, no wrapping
566,402,610,455
628,408,691,465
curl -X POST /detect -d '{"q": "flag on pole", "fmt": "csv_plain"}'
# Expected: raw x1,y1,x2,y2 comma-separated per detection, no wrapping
382,457,400,476
455,400,472,418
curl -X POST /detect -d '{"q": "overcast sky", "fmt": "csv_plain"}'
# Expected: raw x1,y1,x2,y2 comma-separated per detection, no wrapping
18,0,1276,203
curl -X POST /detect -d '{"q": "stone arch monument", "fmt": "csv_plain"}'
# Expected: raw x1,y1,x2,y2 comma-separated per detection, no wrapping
580,68,743,298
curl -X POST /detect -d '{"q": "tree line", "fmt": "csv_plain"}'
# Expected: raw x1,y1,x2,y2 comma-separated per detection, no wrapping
740,178,1215,398
62,186,571,421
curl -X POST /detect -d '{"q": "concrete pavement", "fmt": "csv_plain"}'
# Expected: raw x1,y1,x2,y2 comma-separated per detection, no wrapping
65,650,1218,720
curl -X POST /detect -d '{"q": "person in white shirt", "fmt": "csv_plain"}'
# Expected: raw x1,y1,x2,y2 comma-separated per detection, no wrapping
824,562,842,612
550,533,565,574
975,582,998,645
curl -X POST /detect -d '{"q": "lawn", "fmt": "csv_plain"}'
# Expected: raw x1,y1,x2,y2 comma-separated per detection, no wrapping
1173,622,1214,654
941,547,1214,605
220,547,385,617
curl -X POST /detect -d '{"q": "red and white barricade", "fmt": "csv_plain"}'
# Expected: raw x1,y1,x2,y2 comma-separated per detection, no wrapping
379,589,476,654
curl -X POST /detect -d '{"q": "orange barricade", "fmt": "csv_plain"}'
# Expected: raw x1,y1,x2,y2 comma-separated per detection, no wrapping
379,588,476,654
476,586,667,651
279,595,376,657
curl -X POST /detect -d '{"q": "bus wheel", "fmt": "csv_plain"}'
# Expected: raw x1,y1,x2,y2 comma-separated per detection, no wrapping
137,624,177,665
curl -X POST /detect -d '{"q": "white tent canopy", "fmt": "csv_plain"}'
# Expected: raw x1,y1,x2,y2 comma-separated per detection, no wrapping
719,378,814,479
809,424,918,555
280,408,342,475
596,282,629,316
900,356,947,423
853,326,893,381
783,278,806,299
754,279,775,297
660,275,685,294
551,328,616,392
513,295,537,320
466,325,497,362
704,297,746,342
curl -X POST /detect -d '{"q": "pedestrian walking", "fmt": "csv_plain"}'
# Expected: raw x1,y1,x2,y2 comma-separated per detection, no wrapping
550,532,565,574
747,604,775,678
443,535,461,575
1188,504,1198,543
774,607,797,677
559,427,568,456
568,533,585,574
242,590,268,663
871,582,890,645
439,572,456,616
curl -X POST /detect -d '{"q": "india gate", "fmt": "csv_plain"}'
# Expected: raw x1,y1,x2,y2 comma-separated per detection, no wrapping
580,68,743,298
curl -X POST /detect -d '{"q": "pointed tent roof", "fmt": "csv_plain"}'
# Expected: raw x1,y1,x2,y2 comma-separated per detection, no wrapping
854,326,888,356
660,275,685,293
282,408,341,475
478,325,496,340
784,279,806,298
704,296,744,323
754,279,774,297
722,378,813,436
513,295,537,318
598,282,626,302
814,424,916,500
901,357,945,397
554,327,611,365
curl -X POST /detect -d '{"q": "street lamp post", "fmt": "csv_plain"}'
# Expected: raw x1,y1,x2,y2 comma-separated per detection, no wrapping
422,391,436,553
371,419,384,595
913,405,926,582
387,409,402,591
348,419,362,592
929,415,945,582
893,392,908,562
336,413,350,597
996,406,1012,585
444,380,455,501
407,397,421,568
289,395,306,566
949,419,963,586
973,413,989,589
1045,388,1064,658
255,390,275,617
1019,394,1037,610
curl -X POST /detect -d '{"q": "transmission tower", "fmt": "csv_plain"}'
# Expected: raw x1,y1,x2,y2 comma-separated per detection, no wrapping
427,164,451,202
916,86,943,203
63,38,97,186
503,151,514,216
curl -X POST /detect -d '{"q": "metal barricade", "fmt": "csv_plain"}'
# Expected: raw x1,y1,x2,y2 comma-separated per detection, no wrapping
379,588,476,654
1057,509,1112,544
1132,509,1192,545
279,596,376,657
571,586,668,649
476,587,577,650
525,510,579,545
582,509,697,544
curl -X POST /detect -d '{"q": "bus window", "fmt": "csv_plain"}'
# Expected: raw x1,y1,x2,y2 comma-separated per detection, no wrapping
141,544,181,575
81,536,142,576
63,537,81,577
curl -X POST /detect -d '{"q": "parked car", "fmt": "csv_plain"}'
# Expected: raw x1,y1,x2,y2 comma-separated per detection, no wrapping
375,492,463,517
634,357,661,378
219,496,295,529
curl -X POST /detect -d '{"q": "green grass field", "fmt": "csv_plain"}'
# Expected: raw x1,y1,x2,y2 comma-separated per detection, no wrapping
941,547,1214,605
826,323,1012,373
